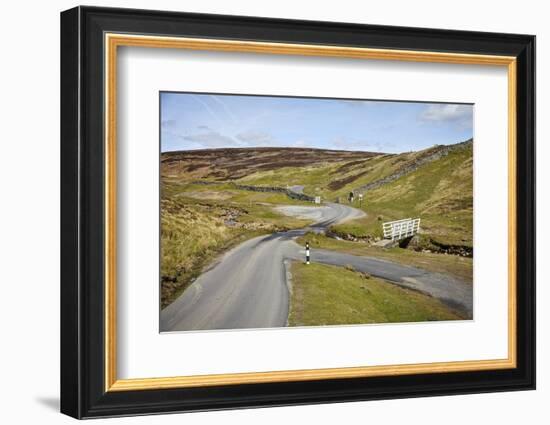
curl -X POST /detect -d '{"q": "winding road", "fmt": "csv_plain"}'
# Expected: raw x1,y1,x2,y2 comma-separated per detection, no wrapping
160,198,472,332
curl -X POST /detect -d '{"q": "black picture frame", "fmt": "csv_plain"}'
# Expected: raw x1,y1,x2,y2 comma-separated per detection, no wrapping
61,5,535,419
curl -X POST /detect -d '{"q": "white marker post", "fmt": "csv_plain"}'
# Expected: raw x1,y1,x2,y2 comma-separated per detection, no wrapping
305,242,310,265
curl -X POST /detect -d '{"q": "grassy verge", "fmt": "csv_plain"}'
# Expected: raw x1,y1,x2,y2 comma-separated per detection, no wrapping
296,232,472,282
289,262,463,326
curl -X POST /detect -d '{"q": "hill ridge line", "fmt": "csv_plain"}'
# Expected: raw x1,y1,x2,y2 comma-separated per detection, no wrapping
162,146,382,156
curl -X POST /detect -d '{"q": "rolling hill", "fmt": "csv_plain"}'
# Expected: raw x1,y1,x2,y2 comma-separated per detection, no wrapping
160,140,473,307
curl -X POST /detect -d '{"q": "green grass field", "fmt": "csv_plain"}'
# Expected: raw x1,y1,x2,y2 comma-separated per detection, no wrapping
289,262,463,326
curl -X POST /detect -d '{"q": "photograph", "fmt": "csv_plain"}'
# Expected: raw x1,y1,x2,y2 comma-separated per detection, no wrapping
57,4,536,419
159,92,474,332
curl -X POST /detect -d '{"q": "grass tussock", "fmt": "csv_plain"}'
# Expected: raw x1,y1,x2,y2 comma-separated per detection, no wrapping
161,198,248,309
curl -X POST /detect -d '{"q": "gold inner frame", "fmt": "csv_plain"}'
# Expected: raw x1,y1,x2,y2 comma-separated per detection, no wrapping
104,33,518,392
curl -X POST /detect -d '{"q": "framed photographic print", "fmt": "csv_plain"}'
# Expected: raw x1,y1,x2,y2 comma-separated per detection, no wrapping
60,6,536,419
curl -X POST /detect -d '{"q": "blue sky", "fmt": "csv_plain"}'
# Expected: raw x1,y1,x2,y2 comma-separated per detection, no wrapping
160,92,473,154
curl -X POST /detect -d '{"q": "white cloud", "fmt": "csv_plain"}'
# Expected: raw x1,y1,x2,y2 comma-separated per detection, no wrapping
419,104,472,127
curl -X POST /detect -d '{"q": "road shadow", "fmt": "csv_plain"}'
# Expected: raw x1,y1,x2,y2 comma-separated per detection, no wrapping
35,396,59,411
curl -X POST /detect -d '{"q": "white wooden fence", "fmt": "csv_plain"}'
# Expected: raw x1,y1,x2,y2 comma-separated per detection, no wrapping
382,218,421,241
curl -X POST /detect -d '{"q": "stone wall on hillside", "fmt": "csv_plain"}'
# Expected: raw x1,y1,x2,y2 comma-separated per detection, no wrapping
355,139,472,193
233,184,316,202
191,180,316,202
